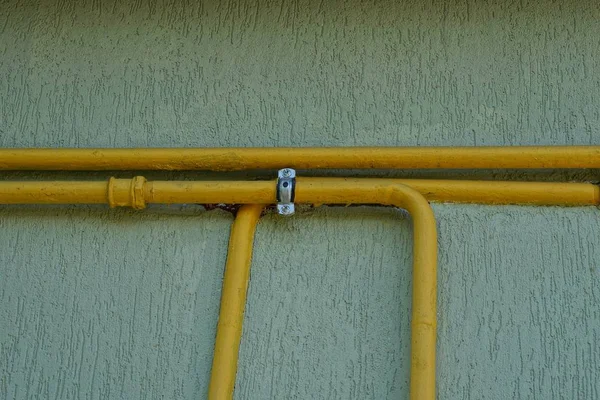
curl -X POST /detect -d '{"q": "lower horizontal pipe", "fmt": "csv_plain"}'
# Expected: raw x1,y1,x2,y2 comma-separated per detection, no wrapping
295,178,600,206
0,181,108,204
146,180,276,205
0,177,597,206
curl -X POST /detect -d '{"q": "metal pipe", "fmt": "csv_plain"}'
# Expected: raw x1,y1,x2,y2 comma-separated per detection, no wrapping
201,184,436,400
209,204,263,400
297,178,600,206
292,182,438,400
0,146,600,170
1,176,597,398
0,178,597,206
146,180,276,205
0,181,108,204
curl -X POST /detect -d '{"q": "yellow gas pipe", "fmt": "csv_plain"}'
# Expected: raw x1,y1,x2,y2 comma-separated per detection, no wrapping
209,204,264,400
296,182,439,400
0,178,598,207
0,146,599,170
2,145,600,399
206,183,438,400
0,176,599,400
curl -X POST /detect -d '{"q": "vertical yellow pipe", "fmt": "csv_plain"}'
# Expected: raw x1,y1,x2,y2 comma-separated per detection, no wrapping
209,204,264,400
296,181,437,399
390,186,438,400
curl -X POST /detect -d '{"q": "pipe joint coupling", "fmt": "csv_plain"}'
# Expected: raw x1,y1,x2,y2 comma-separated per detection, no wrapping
107,176,147,209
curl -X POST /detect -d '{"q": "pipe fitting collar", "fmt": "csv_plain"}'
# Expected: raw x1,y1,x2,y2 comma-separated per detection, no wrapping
107,176,147,209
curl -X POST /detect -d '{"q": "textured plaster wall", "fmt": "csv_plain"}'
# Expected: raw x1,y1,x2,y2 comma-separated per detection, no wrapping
0,0,599,399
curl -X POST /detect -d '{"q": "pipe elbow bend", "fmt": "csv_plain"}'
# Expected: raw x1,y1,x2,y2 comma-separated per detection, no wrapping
388,184,435,221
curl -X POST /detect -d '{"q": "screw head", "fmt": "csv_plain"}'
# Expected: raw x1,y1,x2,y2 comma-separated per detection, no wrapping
281,168,292,178
277,203,295,216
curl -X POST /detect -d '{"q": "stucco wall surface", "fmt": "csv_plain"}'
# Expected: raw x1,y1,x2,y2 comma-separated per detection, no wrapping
0,1,599,399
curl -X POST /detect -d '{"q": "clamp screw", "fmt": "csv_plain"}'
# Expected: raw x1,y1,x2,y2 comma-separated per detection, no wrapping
281,168,293,178
278,204,293,215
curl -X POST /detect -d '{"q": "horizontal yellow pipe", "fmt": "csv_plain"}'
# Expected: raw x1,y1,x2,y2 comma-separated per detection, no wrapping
146,180,276,205
209,204,263,400
0,181,108,204
297,178,600,206
0,178,597,206
1,146,600,170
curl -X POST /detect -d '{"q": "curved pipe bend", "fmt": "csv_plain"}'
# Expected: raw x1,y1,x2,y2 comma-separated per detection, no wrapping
390,185,438,400
296,182,438,400
208,184,437,400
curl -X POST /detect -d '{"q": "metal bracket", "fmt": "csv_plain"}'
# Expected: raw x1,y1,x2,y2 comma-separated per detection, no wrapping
276,168,296,216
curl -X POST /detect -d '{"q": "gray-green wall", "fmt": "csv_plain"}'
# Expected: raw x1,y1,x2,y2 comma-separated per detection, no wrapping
1,1,599,399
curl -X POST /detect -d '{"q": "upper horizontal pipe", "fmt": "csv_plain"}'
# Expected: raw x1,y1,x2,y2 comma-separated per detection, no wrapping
0,146,600,170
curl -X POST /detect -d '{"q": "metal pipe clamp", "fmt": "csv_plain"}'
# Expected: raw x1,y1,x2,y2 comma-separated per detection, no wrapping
276,168,296,216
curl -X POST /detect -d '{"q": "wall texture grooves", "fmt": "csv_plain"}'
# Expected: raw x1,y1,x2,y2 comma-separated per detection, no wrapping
0,1,599,399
